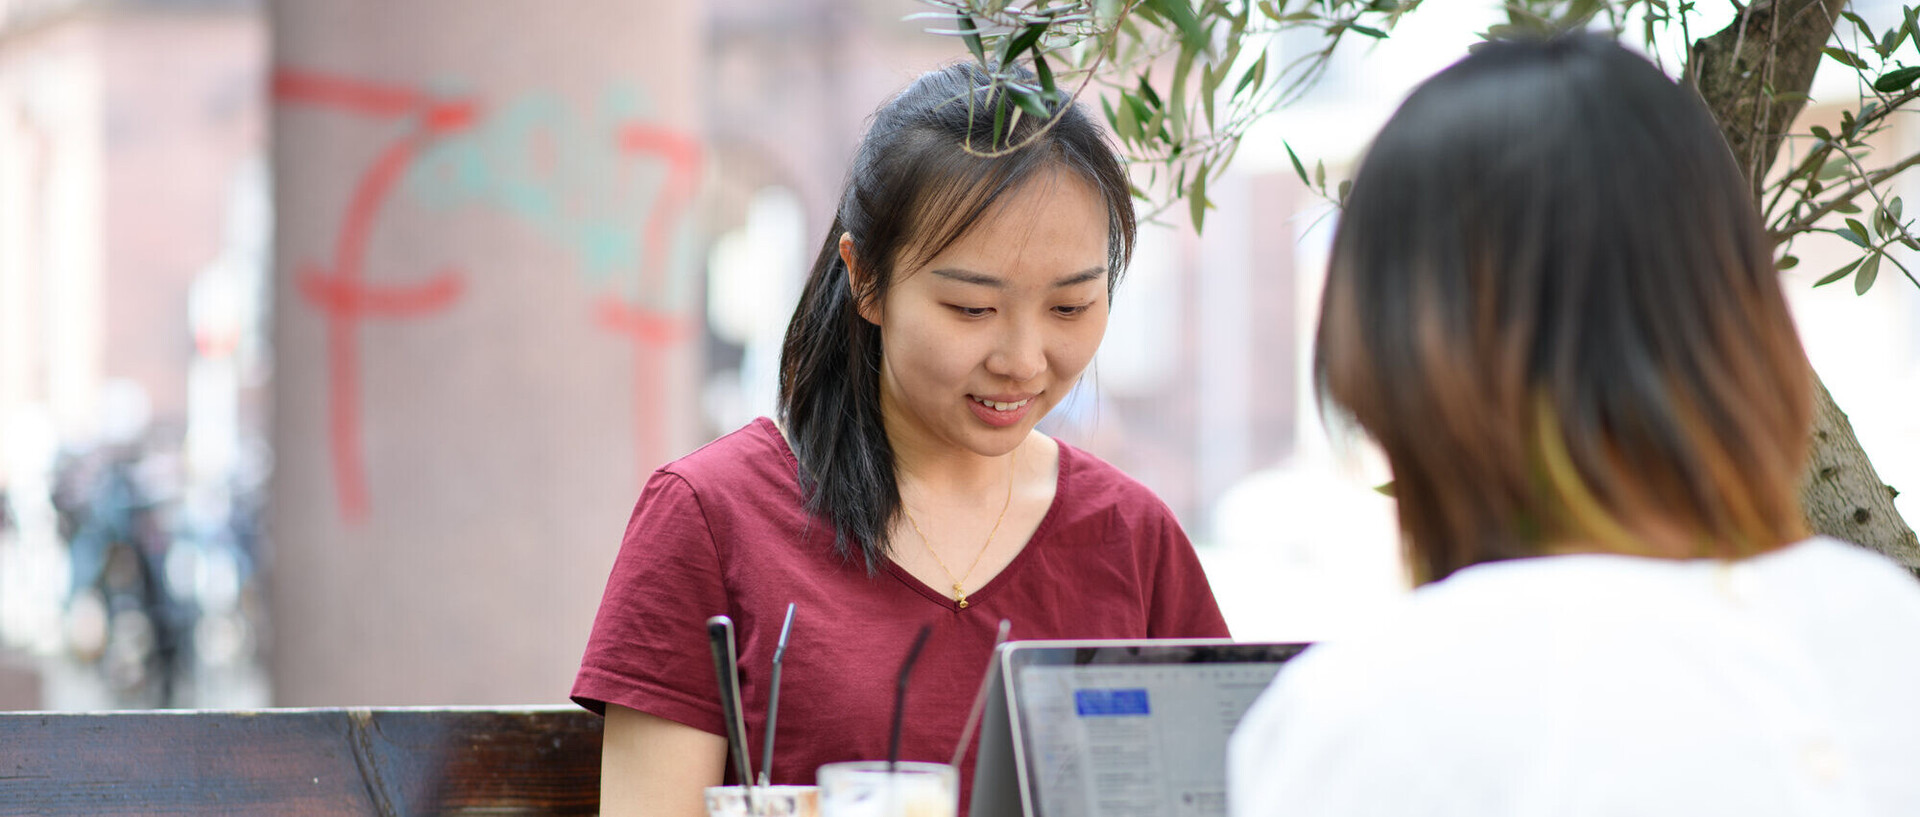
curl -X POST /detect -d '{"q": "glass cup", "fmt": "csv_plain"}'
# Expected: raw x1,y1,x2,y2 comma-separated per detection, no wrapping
704,784,821,817
816,761,959,817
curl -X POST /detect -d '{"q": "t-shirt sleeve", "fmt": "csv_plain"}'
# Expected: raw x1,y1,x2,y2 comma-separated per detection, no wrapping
1139,493,1232,639
571,470,727,734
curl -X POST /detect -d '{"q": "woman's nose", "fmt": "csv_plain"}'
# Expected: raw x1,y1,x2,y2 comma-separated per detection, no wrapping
987,320,1045,382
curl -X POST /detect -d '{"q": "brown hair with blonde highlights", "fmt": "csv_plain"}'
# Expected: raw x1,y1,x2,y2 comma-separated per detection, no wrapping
1314,33,1814,583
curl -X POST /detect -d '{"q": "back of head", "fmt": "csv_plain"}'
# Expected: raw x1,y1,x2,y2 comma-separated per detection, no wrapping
1315,32,1813,581
779,61,1136,569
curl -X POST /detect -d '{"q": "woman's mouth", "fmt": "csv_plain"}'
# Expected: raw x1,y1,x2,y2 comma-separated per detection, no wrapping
973,396,1030,412
969,394,1035,428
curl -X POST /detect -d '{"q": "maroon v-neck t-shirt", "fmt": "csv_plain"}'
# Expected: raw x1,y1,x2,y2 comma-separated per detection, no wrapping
573,417,1229,802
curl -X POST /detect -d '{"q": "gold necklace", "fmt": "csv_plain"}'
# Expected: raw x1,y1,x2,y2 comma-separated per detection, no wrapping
901,446,1017,609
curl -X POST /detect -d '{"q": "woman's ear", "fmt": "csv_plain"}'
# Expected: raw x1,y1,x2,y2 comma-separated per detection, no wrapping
841,232,881,326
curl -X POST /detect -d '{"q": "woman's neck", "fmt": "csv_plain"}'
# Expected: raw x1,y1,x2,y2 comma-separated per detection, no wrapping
888,427,1025,498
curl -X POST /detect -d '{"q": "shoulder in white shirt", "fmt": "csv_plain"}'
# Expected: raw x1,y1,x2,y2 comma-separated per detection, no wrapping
1227,537,1920,817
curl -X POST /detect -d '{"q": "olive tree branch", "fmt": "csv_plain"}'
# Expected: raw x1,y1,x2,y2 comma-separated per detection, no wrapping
1771,149,1920,242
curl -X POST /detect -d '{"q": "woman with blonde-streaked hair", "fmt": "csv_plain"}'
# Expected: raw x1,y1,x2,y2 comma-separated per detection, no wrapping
1229,32,1920,816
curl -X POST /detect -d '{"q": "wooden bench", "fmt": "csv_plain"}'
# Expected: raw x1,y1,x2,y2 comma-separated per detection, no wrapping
0,705,603,815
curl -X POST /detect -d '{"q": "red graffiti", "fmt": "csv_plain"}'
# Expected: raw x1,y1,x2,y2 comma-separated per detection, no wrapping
609,124,703,478
275,67,706,520
595,296,690,483
271,69,432,118
274,68,476,522
618,125,704,296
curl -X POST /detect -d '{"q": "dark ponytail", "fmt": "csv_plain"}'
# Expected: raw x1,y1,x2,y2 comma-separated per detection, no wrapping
778,62,1137,571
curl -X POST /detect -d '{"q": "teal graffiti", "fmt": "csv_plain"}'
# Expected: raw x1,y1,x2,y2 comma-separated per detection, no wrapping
404,84,695,309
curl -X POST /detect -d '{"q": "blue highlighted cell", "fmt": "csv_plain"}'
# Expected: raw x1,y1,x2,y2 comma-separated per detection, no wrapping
1074,688,1151,717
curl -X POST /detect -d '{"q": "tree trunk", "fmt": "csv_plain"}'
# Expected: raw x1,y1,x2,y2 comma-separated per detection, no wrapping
1686,0,1920,567
1686,0,1846,197
1804,379,1920,565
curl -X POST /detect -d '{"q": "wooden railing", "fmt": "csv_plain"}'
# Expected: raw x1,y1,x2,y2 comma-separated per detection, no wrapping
0,705,603,815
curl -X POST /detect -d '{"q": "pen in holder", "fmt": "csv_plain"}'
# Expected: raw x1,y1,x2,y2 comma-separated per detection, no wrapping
707,616,756,800
760,602,797,786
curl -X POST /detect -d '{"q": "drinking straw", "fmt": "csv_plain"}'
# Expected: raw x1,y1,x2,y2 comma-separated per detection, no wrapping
706,615,756,796
950,619,1013,767
758,602,797,786
887,623,936,773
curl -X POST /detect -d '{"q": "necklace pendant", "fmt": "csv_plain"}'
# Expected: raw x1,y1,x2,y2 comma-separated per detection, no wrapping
957,597,970,609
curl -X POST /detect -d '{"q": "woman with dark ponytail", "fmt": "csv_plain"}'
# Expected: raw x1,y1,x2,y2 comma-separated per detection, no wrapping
575,63,1228,816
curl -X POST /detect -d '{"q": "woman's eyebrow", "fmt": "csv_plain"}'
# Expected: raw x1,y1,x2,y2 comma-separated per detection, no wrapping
1053,267,1107,287
929,267,1002,287
929,266,1108,288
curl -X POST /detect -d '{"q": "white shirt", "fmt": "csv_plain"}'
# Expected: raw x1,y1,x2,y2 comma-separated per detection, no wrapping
1228,537,1920,817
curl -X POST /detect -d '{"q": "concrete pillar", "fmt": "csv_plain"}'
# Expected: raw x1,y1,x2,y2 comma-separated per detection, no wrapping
267,1,702,704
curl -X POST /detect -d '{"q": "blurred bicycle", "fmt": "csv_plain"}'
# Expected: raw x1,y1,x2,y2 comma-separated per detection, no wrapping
51,443,191,708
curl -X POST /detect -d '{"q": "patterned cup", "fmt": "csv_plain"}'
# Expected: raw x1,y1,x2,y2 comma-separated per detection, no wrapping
704,784,821,817
816,761,958,817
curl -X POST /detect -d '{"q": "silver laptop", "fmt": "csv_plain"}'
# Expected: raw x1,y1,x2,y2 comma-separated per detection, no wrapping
967,639,1311,817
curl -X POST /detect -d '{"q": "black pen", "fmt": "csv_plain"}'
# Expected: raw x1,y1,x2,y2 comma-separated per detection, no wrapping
759,602,797,786
706,615,755,794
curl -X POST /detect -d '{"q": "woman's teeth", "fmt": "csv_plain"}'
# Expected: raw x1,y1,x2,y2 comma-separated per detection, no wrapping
973,397,1030,412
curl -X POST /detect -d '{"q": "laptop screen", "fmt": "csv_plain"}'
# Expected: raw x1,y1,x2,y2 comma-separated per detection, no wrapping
969,640,1310,817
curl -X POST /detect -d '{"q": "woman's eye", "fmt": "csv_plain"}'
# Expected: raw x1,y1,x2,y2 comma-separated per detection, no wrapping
1054,304,1092,317
951,305,993,318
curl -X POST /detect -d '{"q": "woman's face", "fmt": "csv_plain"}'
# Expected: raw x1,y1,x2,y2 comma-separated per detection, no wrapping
853,169,1112,461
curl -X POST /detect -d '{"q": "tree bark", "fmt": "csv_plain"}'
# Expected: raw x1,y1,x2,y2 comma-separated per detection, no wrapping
1686,0,1845,196
1804,379,1920,565
1686,0,1920,567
